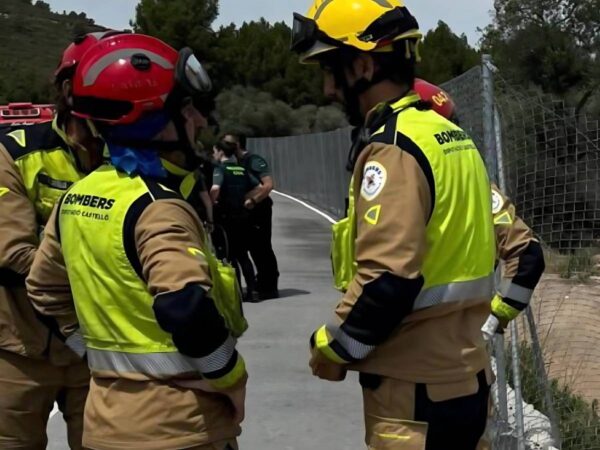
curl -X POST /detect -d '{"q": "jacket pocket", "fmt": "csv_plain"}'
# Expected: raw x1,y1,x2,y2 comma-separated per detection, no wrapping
367,415,427,450
331,217,356,292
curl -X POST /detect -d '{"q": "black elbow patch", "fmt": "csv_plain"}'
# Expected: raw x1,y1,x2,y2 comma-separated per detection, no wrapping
513,241,545,289
341,272,424,346
153,283,228,358
0,268,26,287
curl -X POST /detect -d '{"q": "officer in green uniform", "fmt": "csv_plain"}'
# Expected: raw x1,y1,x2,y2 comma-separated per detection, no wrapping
211,139,261,301
223,134,280,299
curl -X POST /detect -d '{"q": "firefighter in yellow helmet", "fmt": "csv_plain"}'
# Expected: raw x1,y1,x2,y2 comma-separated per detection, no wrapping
292,1,496,449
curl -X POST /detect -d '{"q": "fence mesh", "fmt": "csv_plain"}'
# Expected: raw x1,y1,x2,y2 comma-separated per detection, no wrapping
248,57,600,449
250,128,352,219
495,77,600,254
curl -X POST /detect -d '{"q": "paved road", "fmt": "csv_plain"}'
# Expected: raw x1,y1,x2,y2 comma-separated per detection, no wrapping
47,193,364,449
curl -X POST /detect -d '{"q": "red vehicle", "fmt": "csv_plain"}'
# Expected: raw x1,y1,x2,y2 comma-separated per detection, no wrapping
0,102,55,129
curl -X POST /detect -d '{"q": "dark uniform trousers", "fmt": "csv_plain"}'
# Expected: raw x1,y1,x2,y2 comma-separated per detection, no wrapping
248,197,279,293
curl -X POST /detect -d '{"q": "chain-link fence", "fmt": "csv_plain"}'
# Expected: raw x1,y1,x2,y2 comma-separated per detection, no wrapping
444,62,600,255
250,129,351,219
248,55,600,449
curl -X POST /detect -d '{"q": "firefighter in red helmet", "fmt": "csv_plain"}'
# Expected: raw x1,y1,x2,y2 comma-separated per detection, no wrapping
27,33,245,450
0,30,124,449
413,78,546,339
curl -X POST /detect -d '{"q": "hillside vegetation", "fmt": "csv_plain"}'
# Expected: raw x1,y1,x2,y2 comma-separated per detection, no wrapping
0,0,106,103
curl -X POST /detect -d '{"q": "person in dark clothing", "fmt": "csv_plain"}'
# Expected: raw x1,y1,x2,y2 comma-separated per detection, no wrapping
223,134,280,300
211,139,260,301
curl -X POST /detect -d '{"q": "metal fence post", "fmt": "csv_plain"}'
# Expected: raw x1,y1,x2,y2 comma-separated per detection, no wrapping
482,54,499,184
490,54,526,450
494,334,509,424
510,321,527,450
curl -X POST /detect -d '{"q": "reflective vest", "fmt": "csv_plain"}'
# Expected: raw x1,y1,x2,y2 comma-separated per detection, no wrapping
58,165,245,379
0,117,83,223
332,94,495,310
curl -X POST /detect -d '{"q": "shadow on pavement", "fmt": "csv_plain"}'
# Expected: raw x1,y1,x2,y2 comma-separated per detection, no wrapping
247,288,311,303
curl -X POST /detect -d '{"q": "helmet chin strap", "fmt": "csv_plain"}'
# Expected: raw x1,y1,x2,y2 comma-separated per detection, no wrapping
334,64,393,172
170,109,201,170
333,63,390,127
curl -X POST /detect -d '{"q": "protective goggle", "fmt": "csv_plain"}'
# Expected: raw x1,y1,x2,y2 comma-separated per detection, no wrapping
175,47,213,96
291,13,339,54
291,7,420,53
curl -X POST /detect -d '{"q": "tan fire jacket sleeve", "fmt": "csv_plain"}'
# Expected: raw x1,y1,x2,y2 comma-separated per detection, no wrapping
312,141,432,364
26,203,83,354
491,185,545,325
138,200,247,389
0,145,38,284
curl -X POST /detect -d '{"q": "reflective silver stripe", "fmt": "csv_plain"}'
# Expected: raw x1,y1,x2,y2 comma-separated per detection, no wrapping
84,49,175,87
497,280,533,305
65,331,86,358
414,275,494,310
327,324,375,361
87,336,236,377
193,335,236,374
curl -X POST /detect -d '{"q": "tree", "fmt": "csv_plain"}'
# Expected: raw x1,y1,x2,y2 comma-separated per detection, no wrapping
481,0,600,111
132,0,218,60
215,86,347,137
417,21,480,85
34,1,50,12
212,20,326,107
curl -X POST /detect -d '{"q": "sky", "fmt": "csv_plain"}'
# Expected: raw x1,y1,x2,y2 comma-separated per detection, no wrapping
46,0,494,47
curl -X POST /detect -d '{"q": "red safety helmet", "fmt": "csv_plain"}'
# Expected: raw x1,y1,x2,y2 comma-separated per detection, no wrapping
54,30,126,80
71,33,212,125
413,78,456,121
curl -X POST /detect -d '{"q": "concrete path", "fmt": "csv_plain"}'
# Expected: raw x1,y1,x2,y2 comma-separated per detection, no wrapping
47,193,364,449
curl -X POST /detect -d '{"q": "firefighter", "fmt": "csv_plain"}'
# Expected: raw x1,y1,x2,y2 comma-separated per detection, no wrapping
26,33,246,450
412,78,546,338
223,133,280,299
0,30,125,450
292,1,495,449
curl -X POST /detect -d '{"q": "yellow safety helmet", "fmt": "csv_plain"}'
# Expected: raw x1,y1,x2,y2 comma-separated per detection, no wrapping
291,0,422,63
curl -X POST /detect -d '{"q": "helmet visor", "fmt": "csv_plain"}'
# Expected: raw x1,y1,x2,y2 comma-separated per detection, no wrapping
176,48,212,95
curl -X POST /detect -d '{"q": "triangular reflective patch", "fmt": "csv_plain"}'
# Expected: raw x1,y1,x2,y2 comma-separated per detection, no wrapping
364,205,381,225
494,211,513,225
0,187,9,198
7,129,26,147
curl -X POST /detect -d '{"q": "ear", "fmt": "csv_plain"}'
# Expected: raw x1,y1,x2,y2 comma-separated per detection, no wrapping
62,79,73,106
351,53,376,81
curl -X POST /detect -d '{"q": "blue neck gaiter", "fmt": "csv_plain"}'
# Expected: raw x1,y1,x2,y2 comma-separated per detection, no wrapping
100,112,171,179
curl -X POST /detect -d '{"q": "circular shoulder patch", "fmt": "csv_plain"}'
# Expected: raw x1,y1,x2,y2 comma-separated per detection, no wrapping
361,161,387,201
491,189,504,214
